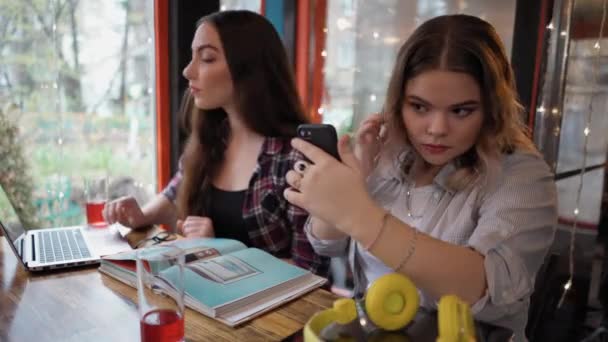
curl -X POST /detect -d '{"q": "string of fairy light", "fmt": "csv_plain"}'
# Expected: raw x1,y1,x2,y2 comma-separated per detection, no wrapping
314,2,484,129
52,0,67,227
557,0,607,308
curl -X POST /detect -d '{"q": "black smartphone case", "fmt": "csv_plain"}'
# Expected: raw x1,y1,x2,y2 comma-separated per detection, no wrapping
296,124,340,161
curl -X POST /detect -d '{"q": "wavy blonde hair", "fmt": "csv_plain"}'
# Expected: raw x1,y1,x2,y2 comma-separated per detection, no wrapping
382,14,537,190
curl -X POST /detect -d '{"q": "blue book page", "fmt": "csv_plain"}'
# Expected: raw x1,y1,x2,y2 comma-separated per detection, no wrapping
102,238,247,261
161,248,308,309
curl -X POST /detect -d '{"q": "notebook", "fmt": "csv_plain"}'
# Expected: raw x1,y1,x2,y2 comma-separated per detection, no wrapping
0,184,131,271
99,237,327,326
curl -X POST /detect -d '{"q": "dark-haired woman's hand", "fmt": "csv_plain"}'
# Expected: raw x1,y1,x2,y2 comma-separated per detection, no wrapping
284,136,379,236
178,216,215,238
102,196,146,228
354,113,386,178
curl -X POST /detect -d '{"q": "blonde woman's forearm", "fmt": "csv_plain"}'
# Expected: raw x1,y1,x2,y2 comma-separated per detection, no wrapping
351,205,487,305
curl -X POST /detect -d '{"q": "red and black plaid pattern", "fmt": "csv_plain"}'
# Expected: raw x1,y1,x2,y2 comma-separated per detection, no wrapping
162,137,330,277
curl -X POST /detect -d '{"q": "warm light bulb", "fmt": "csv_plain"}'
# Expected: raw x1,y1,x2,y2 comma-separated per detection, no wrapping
594,41,601,49
584,127,590,136
336,17,352,31
382,36,400,45
369,94,377,102
574,208,579,215
564,280,572,290
554,126,560,136
546,22,554,30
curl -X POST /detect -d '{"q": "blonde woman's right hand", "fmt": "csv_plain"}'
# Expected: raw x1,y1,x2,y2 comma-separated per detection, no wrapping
354,113,385,177
102,196,146,228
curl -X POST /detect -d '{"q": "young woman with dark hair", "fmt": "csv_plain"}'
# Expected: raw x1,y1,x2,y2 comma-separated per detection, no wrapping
103,10,329,276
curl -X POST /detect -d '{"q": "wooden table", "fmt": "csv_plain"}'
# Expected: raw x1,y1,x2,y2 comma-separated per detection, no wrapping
0,237,337,341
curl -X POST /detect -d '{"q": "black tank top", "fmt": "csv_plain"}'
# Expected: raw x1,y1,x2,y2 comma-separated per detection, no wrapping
208,186,250,245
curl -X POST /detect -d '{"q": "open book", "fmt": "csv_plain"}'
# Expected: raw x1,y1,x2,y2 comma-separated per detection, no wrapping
98,238,327,326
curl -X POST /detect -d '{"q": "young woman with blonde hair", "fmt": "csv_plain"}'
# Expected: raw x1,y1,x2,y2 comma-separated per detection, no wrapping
284,14,557,340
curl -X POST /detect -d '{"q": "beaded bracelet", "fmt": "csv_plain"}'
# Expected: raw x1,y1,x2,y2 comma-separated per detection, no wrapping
395,228,418,271
363,211,390,251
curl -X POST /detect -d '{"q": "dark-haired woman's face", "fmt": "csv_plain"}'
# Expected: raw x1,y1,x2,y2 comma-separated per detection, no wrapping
183,23,235,111
402,70,483,168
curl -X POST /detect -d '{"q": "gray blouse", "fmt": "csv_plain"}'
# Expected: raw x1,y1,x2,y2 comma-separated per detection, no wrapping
305,150,557,341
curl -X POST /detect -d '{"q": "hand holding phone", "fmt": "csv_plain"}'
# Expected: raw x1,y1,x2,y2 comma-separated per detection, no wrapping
296,124,340,161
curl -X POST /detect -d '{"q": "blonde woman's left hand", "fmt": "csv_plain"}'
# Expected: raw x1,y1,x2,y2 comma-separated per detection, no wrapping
284,136,377,234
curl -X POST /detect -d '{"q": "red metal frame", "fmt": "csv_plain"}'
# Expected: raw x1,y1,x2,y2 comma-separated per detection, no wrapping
295,0,310,112
310,0,327,123
154,0,171,192
558,217,598,231
295,0,328,123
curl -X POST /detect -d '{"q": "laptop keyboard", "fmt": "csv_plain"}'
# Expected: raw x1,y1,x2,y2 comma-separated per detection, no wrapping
39,229,92,263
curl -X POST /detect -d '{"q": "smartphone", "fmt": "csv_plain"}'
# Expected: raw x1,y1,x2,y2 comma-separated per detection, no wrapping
296,124,340,161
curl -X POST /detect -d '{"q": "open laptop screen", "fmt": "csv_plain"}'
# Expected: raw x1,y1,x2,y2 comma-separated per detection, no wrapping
0,184,28,261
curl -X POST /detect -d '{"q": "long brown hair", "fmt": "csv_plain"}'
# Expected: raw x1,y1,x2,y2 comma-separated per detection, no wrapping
176,10,308,218
382,14,536,190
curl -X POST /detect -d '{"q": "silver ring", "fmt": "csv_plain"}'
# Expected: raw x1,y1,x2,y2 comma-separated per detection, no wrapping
294,160,310,176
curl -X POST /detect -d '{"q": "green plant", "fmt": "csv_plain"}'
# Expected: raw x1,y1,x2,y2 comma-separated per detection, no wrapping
0,105,39,229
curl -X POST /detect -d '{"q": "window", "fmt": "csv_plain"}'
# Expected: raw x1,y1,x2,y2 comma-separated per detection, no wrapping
220,0,261,12
319,0,517,134
0,0,156,228
533,0,608,230
554,38,608,229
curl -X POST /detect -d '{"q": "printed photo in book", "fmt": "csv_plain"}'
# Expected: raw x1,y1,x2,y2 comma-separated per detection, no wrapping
98,238,327,326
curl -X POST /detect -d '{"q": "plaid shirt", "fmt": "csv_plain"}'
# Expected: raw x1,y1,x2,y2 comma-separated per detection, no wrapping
162,137,330,277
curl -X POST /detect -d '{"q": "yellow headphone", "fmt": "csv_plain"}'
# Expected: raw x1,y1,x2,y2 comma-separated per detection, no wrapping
436,295,476,342
305,273,476,342
319,273,420,333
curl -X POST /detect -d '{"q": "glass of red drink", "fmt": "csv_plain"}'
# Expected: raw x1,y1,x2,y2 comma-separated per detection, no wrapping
84,177,108,228
136,245,185,342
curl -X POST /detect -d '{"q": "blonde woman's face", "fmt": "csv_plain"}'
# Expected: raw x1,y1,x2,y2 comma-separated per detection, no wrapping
401,70,484,167
183,23,235,110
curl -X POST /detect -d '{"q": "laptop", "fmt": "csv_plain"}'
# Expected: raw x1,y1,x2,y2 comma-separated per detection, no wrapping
0,184,131,271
